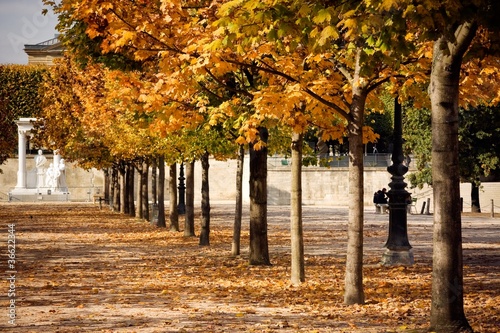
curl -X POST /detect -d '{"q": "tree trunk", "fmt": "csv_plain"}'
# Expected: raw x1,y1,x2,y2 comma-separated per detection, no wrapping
232,145,245,256
112,165,120,212
119,163,126,215
104,168,110,206
141,161,149,221
290,132,305,285
249,127,271,265
169,164,179,231
199,152,210,246
429,21,476,333
136,163,143,219
151,158,157,205
123,164,130,215
126,163,135,217
471,182,481,213
344,52,367,305
157,155,166,228
184,161,195,237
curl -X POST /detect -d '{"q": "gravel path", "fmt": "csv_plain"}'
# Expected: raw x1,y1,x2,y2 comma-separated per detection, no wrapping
0,203,498,332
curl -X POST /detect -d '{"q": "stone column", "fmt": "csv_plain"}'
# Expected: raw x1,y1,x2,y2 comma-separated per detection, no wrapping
13,118,37,192
15,129,27,189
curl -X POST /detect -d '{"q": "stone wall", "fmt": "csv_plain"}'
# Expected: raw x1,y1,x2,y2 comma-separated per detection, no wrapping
0,155,103,202
181,156,499,213
1,155,499,213
459,182,500,214
203,157,430,207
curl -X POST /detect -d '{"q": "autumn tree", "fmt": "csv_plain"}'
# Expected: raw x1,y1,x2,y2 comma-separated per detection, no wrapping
212,0,423,303
46,5,500,324
37,55,167,219
47,0,403,291
428,21,478,333
103,69,206,221
396,1,500,330
47,2,295,278
185,125,241,246
35,57,113,170
35,56,141,215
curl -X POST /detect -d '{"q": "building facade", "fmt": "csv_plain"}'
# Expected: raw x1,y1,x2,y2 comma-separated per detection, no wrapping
24,36,63,65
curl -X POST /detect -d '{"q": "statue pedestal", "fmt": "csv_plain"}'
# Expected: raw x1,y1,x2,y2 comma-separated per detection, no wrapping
9,188,38,196
9,188,70,202
381,249,414,266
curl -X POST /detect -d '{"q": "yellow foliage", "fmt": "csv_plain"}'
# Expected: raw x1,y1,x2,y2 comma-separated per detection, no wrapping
362,126,380,144
54,0,500,160
378,0,400,11
253,140,267,151
235,136,247,145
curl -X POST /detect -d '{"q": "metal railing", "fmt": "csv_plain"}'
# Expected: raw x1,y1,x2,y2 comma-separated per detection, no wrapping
270,153,393,168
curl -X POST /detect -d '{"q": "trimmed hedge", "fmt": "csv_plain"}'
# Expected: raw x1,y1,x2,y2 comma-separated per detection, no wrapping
0,65,46,168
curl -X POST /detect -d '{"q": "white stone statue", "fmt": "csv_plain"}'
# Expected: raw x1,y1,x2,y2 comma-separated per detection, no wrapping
45,162,60,191
53,149,61,167
57,158,67,191
35,150,47,189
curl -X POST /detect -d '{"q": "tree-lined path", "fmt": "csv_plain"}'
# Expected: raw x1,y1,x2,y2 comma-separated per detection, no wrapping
1,203,499,332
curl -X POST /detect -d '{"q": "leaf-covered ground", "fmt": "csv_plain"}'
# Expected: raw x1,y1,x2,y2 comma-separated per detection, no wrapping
0,203,499,332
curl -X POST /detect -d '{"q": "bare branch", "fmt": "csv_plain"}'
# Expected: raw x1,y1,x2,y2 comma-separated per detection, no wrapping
223,57,351,121
204,67,254,99
197,81,224,101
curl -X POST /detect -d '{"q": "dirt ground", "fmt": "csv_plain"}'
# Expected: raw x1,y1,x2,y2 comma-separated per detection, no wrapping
0,203,499,333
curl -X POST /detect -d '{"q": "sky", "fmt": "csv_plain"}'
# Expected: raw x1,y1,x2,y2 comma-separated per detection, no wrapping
0,0,59,64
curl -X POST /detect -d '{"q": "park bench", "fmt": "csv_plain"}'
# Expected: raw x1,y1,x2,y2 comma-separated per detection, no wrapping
93,194,110,209
375,203,389,214
408,198,418,214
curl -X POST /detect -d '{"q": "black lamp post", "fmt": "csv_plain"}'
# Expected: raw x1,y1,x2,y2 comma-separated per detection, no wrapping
177,162,186,214
381,97,414,266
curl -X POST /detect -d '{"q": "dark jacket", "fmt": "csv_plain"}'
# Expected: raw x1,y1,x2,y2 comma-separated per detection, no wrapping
374,190,388,204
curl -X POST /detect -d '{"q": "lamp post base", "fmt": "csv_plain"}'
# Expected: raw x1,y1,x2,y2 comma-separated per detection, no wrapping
381,249,414,266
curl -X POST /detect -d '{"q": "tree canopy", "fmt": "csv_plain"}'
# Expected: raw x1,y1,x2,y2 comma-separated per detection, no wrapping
405,105,500,189
40,0,500,329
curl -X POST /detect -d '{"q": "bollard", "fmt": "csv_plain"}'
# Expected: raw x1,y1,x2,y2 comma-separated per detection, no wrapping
420,201,426,215
492,199,495,218
426,198,431,215
150,203,159,225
